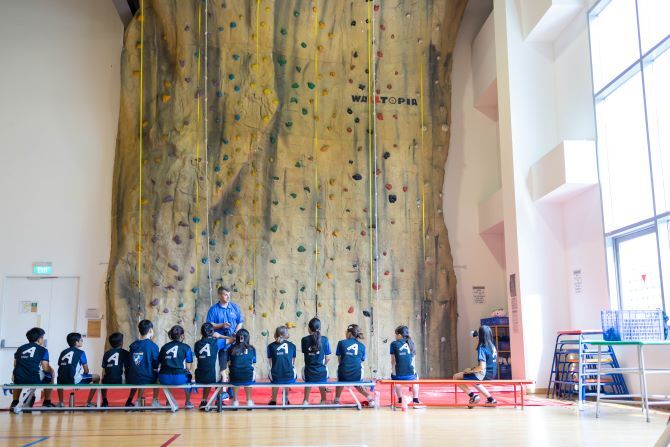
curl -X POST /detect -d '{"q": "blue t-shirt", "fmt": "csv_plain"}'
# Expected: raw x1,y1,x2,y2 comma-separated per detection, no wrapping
128,338,160,382
13,342,49,384
336,338,366,381
57,347,88,384
101,348,130,383
267,340,297,383
301,335,331,380
477,345,498,380
159,340,193,375
390,340,415,377
228,344,256,383
206,302,244,350
194,337,219,379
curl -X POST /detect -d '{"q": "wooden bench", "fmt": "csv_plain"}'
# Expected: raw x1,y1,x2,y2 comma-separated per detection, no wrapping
377,379,534,409
4,381,376,413
203,381,376,411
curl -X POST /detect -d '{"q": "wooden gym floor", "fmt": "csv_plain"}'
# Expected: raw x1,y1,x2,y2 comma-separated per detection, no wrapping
0,403,666,446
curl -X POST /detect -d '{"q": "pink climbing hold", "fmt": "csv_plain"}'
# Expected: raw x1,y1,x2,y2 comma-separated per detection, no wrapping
385,183,392,190
402,186,408,192
376,113,384,120
374,4,380,12
372,283,381,291
347,306,354,314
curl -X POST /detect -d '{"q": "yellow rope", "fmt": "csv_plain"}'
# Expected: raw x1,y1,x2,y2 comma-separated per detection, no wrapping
313,1,319,303
252,0,261,292
195,2,202,292
137,0,144,294
367,0,373,295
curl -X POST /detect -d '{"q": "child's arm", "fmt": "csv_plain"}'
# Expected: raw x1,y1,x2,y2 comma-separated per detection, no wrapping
465,361,486,374
83,363,90,374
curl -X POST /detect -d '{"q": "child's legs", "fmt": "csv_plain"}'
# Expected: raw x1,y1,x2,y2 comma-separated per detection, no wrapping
303,386,311,401
453,372,471,394
319,386,327,401
202,387,210,401
43,389,52,401
474,383,491,398
184,388,192,404
231,386,239,401
12,389,21,401
127,388,137,403
244,387,252,401
86,375,100,402
152,387,159,401
57,389,64,403
335,386,344,399
394,384,403,400
355,385,372,399
412,384,420,399
271,387,279,402
101,389,108,399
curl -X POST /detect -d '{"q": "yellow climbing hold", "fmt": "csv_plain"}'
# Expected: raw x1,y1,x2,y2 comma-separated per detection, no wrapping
263,115,270,123
141,198,149,206
286,322,297,329
328,32,335,39
326,272,334,279
329,71,336,77
262,312,268,318
329,194,335,200
319,21,326,29
332,230,339,237
328,178,336,185
162,94,171,103
163,80,172,89
263,88,271,95
322,89,328,96
321,145,330,153
273,99,279,106
247,280,253,286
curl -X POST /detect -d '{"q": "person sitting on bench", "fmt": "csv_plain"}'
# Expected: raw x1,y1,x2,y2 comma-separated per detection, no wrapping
56,332,100,407
453,325,498,408
10,327,55,410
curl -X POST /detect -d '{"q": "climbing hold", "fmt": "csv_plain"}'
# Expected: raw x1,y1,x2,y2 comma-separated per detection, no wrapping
296,311,303,317
178,302,185,309
280,302,285,310
150,298,159,307
173,235,182,245
262,312,268,318
383,151,390,159
290,192,297,199
193,217,201,223
270,224,278,232
209,240,216,246
352,173,363,181
294,10,300,17
307,82,315,89
301,108,308,115
382,338,389,343
361,230,367,236
347,306,354,314
280,289,287,294
168,263,179,272
389,194,397,203
291,82,299,89
286,322,297,329
201,257,208,264
270,259,277,264
278,56,287,66
297,245,306,253
230,21,237,28
362,309,372,317
402,186,408,192
162,94,171,103
280,28,287,35
376,113,384,120
301,42,307,48
232,54,240,61
290,96,298,103
163,308,170,314
326,272,334,279
261,330,269,336
385,183,392,190
300,285,306,292
295,160,302,168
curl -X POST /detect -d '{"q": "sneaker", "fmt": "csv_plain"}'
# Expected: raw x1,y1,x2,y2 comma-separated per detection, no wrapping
56,402,65,408
268,400,277,406
86,402,96,408
232,400,239,407
302,400,310,406
184,402,194,410
368,399,377,409
219,391,229,400
199,400,207,411
42,401,55,408
151,399,162,408
9,400,19,412
247,400,254,407
333,398,340,404
101,399,109,408
468,394,481,409
125,401,134,407
319,399,328,405
485,397,498,407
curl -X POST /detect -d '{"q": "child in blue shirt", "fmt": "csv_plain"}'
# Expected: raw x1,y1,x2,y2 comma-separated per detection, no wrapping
56,332,100,407
301,317,331,405
158,325,194,409
101,332,130,407
126,319,160,407
227,329,256,407
267,326,297,405
390,325,424,407
334,324,376,407
453,325,498,407
10,327,55,410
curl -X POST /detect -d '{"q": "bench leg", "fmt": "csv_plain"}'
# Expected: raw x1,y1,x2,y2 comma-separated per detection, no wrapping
163,388,179,412
14,388,35,414
347,386,362,410
205,386,221,411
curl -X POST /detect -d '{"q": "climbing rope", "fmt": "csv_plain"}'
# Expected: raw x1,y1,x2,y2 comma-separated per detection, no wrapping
194,1,202,301
313,0,320,316
252,0,261,316
418,0,428,377
137,0,145,304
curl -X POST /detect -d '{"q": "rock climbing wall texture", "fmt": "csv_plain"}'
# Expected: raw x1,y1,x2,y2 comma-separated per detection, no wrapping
107,0,466,378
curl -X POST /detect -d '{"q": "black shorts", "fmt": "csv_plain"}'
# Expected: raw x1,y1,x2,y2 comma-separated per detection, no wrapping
14,375,41,385
195,370,217,384
102,377,123,385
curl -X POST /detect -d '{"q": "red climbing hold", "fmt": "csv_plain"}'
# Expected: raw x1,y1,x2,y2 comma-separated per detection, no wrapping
385,183,392,190
361,230,367,236
348,306,354,314
372,283,381,291
377,51,383,58
383,251,387,256
384,271,390,276
375,168,381,176
400,268,405,273
376,113,384,120
363,207,368,212
402,186,408,192
374,4,380,12
347,127,352,133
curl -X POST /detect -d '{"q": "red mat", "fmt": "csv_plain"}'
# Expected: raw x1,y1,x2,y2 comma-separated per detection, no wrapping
54,384,571,408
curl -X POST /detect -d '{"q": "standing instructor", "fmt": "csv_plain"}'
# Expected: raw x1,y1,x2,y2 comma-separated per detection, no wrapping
206,286,244,372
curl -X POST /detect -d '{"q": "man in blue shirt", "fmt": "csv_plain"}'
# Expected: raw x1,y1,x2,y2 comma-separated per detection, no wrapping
206,286,244,371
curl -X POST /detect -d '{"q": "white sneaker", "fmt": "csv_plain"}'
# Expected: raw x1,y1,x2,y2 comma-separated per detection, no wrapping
57,402,65,408
151,399,162,407
302,400,310,406
232,400,239,407
246,400,254,407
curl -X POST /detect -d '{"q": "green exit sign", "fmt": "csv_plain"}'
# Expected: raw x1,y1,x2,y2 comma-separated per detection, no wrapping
33,263,53,275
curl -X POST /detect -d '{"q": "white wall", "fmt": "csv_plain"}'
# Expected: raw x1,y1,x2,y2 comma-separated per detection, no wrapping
445,0,507,371
0,0,122,388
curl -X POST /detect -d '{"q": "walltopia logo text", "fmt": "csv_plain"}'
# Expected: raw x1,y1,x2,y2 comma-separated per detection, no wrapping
351,95,419,106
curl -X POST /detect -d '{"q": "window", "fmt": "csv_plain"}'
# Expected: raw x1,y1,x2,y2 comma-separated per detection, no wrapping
589,0,670,311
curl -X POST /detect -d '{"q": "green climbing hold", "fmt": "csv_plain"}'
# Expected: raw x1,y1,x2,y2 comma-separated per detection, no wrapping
307,82,315,89
293,10,300,17
270,135,277,144
223,229,229,235
228,269,233,274
301,42,307,48
290,192,297,198
280,28,287,35
178,302,185,308
291,82,299,89
297,245,306,253
296,66,302,72
262,330,269,336
191,287,199,293
270,259,277,264
270,224,278,232
280,302,285,310
272,200,279,206
300,285,306,292
223,154,229,161
290,97,298,104
299,207,305,211
278,56,287,66
296,311,303,317
280,289,287,294
304,186,311,193
193,217,201,223
272,176,280,181
285,121,293,128
295,160,302,168
301,108,308,115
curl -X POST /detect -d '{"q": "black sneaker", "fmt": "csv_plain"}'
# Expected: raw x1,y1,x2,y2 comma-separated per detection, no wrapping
101,399,109,408
467,394,480,409
124,401,135,411
9,400,19,412
199,400,208,411
485,397,498,407
42,401,55,408
268,400,277,406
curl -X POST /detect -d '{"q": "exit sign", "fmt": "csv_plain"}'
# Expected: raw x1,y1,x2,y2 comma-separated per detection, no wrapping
33,262,53,275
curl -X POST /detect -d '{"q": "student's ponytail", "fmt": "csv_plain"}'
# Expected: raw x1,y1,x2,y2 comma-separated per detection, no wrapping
231,329,251,355
274,325,289,343
347,324,364,340
395,325,414,354
308,317,322,353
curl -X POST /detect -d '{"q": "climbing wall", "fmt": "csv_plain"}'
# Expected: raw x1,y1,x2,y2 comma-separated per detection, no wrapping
107,0,466,378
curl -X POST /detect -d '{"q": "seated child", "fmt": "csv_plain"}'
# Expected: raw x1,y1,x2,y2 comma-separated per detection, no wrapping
101,332,130,407
301,317,331,405
453,325,498,407
126,319,160,407
10,327,55,410
390,325,423,407
158,325,195,409
267,326,297,405
56,332,100,407
194,322,229,410
227,329,256,407
334,324,376,407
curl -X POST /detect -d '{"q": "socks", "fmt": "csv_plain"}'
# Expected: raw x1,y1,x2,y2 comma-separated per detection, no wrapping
468,392,475,398
412,398,420,404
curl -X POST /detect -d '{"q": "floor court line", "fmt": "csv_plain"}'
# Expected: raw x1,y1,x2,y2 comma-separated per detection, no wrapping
20,437,49,447
160,434,181,446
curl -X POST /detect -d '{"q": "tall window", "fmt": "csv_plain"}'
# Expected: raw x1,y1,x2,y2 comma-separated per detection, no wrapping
589,0,670,311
